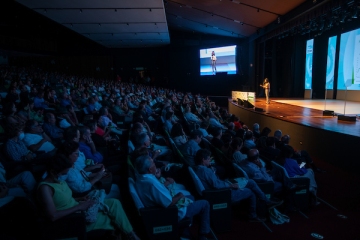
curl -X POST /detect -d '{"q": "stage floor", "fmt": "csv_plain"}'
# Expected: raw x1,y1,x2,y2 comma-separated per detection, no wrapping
272,99,360,115
250,98,360,138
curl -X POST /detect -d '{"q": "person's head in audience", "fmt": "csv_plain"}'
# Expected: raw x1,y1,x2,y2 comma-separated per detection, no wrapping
131,122,144,134
247,149,260,163
212,127,222,139
194,149,212,167
46,154,73,181
62,92,69,100
189,129,203,143
165,111,173,121
131,147,149,163
45,113,56,125
86,120,99,134
64,126,80,142
78,126,92,143
274,129,282,140
37,90,45,99
256,136,267,150
6,123,24,140
60,141,80,164
99,107,109,117
228,122,235,131
135,155,156,175
244,130,254,141
222,133,232,148
266,137,276,148
253,123,260,133
24,120,42,134
279,145,294,165
3,102,17,116
231,137,243,152
170,123,185,138
260,127,271,137
134,132,151,149
281,134,290,144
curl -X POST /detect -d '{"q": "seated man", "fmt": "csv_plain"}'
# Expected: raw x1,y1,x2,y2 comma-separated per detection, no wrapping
134,155,211,240
184,106,202,124
260,136,281,161
243,130,256,150
42,113,64,141
23,120,56,156
133,132,171,163
194,149,283,221
78,126,104,164
210,127,224,150
180,130,203,167
239,149,283,193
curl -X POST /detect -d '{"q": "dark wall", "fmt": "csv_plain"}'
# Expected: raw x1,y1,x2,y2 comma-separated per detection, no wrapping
111,31,252,96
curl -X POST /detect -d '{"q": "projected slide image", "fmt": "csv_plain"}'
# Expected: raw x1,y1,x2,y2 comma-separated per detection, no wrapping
326,36,337,89
200,45,237,76
337,28,360,90
305,39,314,90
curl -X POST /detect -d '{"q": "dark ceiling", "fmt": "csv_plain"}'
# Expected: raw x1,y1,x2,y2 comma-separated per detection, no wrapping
10,0,360,48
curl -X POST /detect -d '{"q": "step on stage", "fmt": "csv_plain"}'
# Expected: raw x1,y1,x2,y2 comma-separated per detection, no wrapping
228,98,360,175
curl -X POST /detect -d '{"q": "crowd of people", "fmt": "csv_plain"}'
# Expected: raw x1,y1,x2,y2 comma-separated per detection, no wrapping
0,65,324,239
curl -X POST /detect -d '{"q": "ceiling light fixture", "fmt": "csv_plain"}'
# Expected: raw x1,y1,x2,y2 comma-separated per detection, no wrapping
98,23,101,26
80,9,82,13
115,9,117,12
127,23,129,26
149,8,152,12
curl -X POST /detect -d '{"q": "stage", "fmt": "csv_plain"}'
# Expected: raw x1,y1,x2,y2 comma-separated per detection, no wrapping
251,98,360,138
228,98,360,174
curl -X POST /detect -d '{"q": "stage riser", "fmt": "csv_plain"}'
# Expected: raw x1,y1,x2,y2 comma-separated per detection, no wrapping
229,102,360,175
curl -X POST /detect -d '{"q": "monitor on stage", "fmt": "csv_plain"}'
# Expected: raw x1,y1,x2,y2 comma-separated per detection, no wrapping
199,45,237,76
326,36,337,90
304,39,314,90
337,28,360,90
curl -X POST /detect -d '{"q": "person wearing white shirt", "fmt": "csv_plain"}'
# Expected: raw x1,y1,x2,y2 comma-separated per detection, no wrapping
134,155,211,240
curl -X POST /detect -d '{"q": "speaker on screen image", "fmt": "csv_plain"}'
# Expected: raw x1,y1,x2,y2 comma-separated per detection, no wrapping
199,45,237,76
337,28,360,90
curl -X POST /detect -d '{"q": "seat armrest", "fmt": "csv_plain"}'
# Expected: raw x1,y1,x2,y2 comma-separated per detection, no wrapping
202,188,232,204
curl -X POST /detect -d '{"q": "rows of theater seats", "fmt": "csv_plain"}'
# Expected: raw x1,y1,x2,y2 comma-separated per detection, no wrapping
0,65,317,239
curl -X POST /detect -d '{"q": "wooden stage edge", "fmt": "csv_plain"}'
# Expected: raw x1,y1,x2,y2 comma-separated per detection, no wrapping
228,99,360,175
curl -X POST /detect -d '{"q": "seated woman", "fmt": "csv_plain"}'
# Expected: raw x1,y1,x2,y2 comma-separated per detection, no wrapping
37,156,140,240
60,141,120,199
278,145,318,205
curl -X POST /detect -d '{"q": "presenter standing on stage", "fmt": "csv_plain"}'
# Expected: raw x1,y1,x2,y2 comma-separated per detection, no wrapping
211,51,217,75
260,78,271,104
